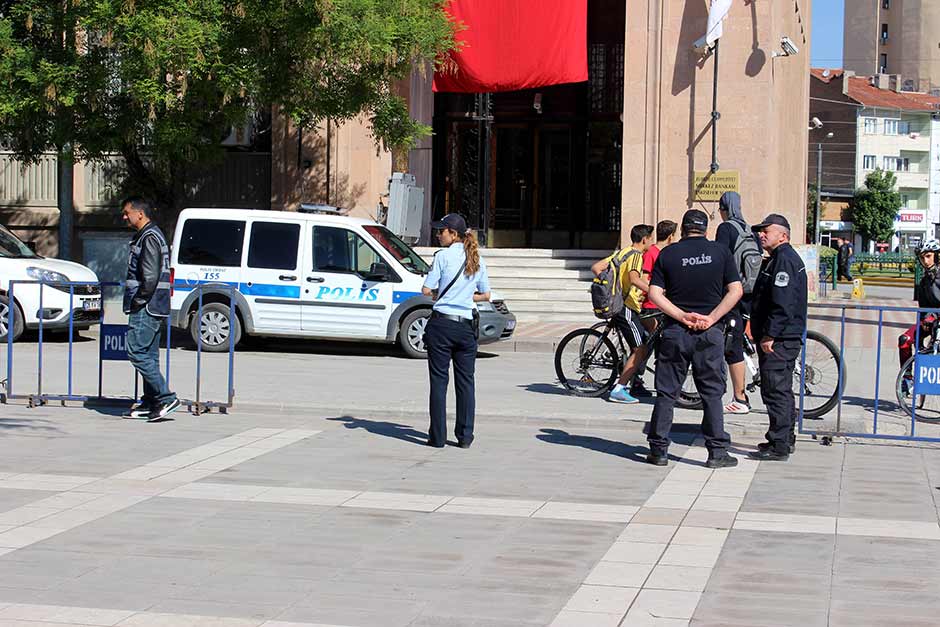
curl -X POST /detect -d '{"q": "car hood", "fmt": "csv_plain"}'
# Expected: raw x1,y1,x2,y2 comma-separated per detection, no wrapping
0,257,99,283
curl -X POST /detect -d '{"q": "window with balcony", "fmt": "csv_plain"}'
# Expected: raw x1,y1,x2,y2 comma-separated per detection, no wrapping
898,121,911,135
880,53,888,73
884,119,899,135
883,0,890,8
863,155,877,170
881,24,889,43
883,156,910,172
863,118,878,134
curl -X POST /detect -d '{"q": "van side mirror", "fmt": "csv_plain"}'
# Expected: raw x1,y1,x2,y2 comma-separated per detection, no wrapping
363,262,391,282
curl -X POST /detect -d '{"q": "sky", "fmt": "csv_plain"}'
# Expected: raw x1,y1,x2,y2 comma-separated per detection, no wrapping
811,0,845,69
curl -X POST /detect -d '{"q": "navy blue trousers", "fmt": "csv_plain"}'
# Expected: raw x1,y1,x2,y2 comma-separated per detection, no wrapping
425,316,477,446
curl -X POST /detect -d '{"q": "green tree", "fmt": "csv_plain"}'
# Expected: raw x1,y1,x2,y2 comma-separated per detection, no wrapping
0,0,457,209
853,169,902,245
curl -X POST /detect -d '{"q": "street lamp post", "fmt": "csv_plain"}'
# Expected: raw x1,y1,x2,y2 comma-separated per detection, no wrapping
815,142,822,245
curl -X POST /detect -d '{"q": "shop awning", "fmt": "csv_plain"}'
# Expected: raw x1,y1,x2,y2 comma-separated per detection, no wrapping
432,0,588,93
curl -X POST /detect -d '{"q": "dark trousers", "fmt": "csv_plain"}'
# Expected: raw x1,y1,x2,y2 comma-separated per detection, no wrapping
648,323,730,456
426,315,477,445
126,309,176,406
838,262,853,281
757,339,801,453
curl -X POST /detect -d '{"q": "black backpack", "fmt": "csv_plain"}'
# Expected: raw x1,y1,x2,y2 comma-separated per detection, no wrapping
727,220,762,294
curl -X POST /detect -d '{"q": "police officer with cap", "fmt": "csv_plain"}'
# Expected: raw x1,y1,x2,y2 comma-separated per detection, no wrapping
422,213,490,449
647,209,743,468
748,214,807,461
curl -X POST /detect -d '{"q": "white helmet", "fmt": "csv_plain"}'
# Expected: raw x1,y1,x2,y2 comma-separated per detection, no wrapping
919,239,940,253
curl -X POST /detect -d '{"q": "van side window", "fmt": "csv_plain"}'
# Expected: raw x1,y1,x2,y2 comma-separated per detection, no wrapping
178,219,245,266
248,222,300,270
313,226,382,274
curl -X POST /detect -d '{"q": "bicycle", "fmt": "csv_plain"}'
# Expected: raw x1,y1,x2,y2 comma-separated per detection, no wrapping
554,311,700,408
555,311,845,419
896,317,940,421
679,314,844,419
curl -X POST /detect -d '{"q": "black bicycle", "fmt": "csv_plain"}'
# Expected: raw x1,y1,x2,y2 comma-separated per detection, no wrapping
678,314,844,419
554,311,700,407
896,317,940,421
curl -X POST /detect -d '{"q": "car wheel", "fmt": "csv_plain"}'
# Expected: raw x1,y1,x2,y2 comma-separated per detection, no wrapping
0,295,24,343
190,302,242,352
399,309,431,359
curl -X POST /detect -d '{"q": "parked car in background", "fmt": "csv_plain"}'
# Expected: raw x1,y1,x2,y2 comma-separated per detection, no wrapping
0,224,102,342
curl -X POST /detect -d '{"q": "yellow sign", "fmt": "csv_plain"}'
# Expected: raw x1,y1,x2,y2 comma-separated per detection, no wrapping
851,278,865,300
693,170,740,202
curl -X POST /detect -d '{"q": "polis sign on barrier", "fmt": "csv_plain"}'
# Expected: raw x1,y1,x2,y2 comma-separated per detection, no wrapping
914,354,940,395
100,324,130,361
693,170,740,202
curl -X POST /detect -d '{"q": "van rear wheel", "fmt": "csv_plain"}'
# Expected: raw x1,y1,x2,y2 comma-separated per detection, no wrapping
191,303,242,352
400,309,431,359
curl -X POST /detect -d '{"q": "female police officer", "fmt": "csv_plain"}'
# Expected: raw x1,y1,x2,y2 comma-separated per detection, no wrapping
422,214,491,448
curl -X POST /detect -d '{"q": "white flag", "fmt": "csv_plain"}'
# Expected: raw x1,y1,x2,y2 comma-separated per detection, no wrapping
693,0,733,52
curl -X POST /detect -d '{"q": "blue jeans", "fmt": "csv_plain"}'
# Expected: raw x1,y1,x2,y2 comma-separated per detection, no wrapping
126,309,175,406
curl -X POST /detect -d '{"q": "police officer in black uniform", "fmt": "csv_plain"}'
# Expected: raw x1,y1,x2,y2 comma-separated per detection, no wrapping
647,210,743,468
748,214,808,461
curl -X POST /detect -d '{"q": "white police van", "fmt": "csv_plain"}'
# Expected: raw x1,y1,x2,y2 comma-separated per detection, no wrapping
169,206,516,357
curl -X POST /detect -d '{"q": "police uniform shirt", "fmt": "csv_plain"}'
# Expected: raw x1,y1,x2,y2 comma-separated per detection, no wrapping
751,242,808,340
650,236,740,314
423,242,490,320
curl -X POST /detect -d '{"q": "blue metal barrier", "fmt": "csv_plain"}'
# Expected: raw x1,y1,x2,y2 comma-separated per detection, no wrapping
799,302,940,443
2,280,235,415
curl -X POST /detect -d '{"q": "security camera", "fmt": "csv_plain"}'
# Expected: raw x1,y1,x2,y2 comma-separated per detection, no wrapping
533,93,543,115
810,117,823,129
781,37,799,56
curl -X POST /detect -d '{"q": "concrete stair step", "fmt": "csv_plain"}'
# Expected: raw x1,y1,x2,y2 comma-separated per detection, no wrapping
512,312,600,324
415,247,610,260
488,267,595,280
492,289,593,302
489,278,593,290
504,300,593,314
482,257,596,269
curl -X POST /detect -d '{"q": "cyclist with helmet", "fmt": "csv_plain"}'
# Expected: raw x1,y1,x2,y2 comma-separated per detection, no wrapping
899,239,940,380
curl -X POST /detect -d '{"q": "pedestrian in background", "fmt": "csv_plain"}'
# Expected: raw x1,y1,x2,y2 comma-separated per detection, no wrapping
422,214,490,449
639,220,678,329
646,209,742,468
748,214,808,461
715,192,761,415
837,237,854,282
121,197,180,422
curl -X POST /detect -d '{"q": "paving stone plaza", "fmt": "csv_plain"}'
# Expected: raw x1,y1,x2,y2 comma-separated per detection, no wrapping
1,377,939,627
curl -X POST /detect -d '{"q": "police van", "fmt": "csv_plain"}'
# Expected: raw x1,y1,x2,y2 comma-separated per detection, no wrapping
169,206,516,357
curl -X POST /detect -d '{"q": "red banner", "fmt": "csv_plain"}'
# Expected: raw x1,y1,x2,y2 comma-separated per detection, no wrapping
433,0,588,93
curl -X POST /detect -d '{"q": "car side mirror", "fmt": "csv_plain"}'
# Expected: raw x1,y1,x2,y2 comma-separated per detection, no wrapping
363,262,391,282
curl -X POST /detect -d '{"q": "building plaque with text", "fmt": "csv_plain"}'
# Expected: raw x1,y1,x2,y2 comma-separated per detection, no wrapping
693,170,740,202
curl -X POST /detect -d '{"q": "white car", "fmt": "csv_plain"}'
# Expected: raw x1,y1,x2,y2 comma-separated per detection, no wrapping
169,206,516,357
0,224,102,342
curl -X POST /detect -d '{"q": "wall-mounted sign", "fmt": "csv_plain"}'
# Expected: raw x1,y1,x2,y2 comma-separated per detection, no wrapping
894,209,926,230
692,170,740,202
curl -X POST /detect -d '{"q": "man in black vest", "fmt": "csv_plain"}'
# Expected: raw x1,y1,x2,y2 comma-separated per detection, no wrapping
748,214,808,461
647,210,743,468
122,197,180,422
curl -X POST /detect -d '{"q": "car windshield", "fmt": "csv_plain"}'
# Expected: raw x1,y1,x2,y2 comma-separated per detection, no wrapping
363,225,430,275
0,225,39,258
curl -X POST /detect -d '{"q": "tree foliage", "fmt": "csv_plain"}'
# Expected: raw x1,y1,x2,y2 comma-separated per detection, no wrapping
853,169,902,244
0,0,457,207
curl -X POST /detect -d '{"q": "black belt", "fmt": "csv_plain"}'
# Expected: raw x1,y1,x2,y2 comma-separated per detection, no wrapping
431,311,472,325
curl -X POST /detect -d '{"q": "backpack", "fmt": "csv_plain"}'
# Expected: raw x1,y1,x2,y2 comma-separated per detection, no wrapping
591,250,634,319
727,220,762,294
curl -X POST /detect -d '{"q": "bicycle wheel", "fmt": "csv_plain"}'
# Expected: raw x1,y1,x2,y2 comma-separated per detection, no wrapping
555,328,620,397
675,368,703,410
896,354,940,421
796,331,844,419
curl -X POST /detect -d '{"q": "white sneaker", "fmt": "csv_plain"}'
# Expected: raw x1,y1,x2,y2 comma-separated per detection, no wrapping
724,397,751,415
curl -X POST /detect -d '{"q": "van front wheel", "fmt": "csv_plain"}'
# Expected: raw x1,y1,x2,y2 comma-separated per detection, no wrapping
399,309,431,359
191,303,242,352
0,295,24,343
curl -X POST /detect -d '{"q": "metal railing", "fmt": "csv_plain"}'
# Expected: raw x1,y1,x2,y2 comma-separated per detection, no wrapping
799,302,940,443
2,280,235,415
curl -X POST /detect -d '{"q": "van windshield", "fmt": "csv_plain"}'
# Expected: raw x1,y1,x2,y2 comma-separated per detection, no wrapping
0,225,39,259
363,225,430,275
